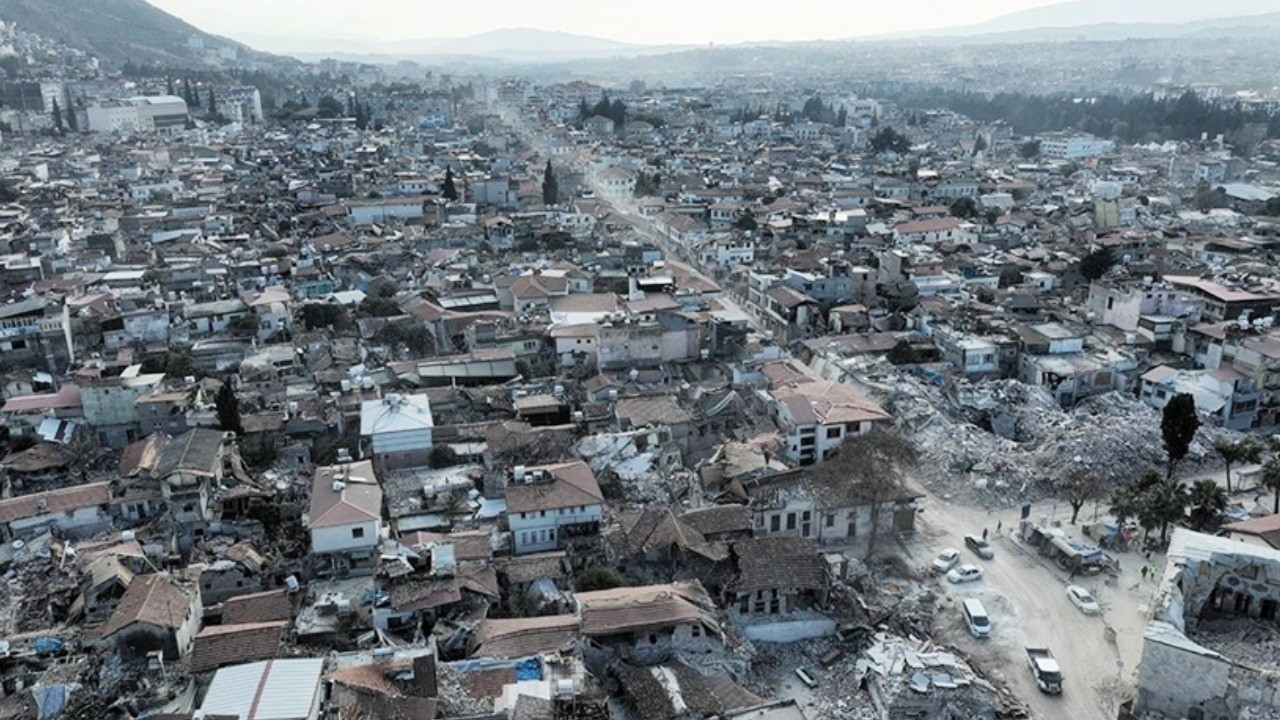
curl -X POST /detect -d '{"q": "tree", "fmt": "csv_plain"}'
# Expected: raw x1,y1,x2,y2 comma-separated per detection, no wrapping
428,445,459,469
1078,247,1117,281
442,166,459,201
1258,457,1280,515
1108,481,1144,527
300,303,350,330
207,87,218,116
886,339,921,365
1214,438,1261,493
316,95,343,118
183,78,197,109
973,134,989,153
1060,470,1104,524
542,160,559,206
368,276,399,298
1019,140,1041,159
1142,477,1189,543
575,566,624,592
949,196,979,219
359,296,401,317
65,103,77,132
869,127,910,154
1187,479,1228,531
215,379,243,435
812,430,919,560
1161,394,1200,478
734,209,758,232
51,99,63,135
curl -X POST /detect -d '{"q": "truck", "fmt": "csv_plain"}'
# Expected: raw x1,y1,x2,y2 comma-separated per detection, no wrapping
1025,647,1063,694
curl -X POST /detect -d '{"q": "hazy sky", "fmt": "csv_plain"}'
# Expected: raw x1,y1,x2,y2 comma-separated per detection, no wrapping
147,0,1069,47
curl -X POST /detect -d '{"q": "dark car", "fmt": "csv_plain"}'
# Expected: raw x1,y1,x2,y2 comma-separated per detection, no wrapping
965,534,995,560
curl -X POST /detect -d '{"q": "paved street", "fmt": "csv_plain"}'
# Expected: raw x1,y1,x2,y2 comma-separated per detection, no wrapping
905,496,1157,720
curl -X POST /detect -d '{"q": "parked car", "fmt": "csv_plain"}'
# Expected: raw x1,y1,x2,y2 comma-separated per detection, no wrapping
932,548,961,574
947,564,984,584
964,534,995,559
1066,585,1100,615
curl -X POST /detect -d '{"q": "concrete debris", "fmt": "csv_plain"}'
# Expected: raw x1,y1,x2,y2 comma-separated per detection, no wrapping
879,373,1235,504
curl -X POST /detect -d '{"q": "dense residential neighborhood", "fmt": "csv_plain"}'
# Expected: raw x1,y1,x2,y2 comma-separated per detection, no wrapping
0,2,1279,720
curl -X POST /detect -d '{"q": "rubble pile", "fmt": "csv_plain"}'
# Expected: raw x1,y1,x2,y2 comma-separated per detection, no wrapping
1192,618,1280,668
887,375,1233,504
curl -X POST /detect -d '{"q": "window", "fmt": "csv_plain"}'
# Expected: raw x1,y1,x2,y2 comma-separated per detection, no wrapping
825,513,835,528
826,427,841,439
786,513,796,531
690,625,702,637
351,527,365,539
769,515,780,532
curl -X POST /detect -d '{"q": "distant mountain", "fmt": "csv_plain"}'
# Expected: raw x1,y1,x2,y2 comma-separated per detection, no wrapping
0,0,279,68
426,28,636,56
875,11,1280,45
228,27,691,64
927,0,1280,37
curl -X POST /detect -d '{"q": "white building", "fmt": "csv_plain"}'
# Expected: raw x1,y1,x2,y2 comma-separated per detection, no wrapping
222,86,264,122
766,369,891,466
360,393,434,469
308,461,382,575
700,236,756,269
597,167,636,203
1039,133,1115,160
506,461,604,554
0,482,112,539
84,96,189,134
347,197,424,225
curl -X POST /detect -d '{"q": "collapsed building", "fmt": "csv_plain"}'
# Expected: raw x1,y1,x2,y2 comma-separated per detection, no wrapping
1136,530,1280,720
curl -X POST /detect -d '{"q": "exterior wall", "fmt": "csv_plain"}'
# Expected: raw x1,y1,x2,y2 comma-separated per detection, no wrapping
199,566,263,605
556,336,597,366
311,520,380,554
738,617,836,643
349,203,424,225
754,500,907,544
6,506,111,539
508,502,604,554
368,427,433,456
1135,634,1231,720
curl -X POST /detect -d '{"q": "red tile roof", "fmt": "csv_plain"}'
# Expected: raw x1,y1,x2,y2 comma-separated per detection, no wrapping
190,621,285,673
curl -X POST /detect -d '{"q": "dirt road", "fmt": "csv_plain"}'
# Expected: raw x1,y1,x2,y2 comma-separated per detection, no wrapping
905,497,1156,720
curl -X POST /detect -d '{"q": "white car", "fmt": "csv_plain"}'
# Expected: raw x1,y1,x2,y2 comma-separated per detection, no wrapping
1066,585,1100,615
932,548,961,574
947,564,984,584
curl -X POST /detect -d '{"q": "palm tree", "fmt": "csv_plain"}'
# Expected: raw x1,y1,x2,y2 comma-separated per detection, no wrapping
1187,479,1228,530
1215,438,1261,493
1262,458,1280,515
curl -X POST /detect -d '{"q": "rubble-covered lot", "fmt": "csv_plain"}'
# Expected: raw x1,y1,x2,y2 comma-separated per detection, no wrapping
865,370,1236,505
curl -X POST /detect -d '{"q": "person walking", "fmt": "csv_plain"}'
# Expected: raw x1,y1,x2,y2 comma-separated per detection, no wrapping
1140,565,1148,581
983,527,989,541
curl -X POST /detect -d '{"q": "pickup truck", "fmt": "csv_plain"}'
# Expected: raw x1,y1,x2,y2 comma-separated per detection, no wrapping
1026,647,1063,694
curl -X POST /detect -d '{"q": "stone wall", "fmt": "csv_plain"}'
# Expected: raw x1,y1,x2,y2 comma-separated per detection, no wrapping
1136,625,1232,720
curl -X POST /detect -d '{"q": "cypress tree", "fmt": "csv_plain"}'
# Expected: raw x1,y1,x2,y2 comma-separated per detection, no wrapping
442,167,459,201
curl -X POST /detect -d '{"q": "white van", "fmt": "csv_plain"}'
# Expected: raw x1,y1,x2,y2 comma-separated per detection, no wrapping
963,598,991,638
